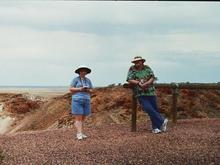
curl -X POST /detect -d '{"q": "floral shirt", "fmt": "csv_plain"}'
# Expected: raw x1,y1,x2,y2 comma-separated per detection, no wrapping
126,65,156,97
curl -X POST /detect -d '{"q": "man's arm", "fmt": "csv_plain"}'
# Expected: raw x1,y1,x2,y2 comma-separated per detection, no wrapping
128,79,140,86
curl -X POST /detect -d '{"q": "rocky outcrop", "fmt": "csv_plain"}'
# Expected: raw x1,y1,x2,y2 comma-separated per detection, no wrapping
2,86,220,133
56,86,220,128
3,94,44,114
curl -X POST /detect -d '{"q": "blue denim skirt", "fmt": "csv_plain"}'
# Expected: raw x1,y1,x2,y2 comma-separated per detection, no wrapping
71,98,91,116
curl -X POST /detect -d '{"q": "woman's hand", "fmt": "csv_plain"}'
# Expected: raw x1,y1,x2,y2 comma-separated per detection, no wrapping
79,87,88,92
87,89,93,93
79,87,85,92
69,87,92,93
80,87,92,93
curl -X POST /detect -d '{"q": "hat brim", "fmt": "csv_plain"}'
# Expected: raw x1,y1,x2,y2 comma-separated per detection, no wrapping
75,67,91,74
131,59,145,63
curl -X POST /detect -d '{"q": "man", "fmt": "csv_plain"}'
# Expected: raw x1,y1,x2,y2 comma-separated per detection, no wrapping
126,56,168,134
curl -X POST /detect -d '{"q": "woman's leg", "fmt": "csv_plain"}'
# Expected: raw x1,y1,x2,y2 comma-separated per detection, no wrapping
81,116,88,138
73,99,90,139
81,116,86,132
80,99,90,137
74,115,89,139
74,115,83,135
72,98,85,139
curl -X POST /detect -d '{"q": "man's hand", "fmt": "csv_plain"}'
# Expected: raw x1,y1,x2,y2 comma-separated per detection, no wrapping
138,82,149,90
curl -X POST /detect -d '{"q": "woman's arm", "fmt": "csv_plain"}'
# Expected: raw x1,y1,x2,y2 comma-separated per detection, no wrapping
69,86,84,93
87,88,93,93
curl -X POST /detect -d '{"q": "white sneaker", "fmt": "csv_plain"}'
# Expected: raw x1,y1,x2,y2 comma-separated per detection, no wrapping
152,128,162,134
76,133,83,140
161,118,168,132
82,133,88,138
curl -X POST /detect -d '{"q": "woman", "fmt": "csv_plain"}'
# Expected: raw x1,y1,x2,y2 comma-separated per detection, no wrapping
127,56,168,134
69,65,93,140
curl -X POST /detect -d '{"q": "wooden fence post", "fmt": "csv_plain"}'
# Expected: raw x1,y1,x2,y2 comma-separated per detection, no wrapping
131,92,137,132
123,83,137,132
124,82,220,131
171,83,179,123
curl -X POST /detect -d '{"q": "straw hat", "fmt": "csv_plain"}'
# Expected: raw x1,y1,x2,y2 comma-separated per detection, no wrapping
131,56,146,63
75,65,91,74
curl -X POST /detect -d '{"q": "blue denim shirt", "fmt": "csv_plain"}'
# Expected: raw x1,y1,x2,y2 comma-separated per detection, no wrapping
70,76,93,100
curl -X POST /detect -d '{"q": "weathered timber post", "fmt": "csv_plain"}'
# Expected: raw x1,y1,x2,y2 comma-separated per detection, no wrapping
131,92,137,132
123,82,220,131
171,83,179,123
123,83,137,132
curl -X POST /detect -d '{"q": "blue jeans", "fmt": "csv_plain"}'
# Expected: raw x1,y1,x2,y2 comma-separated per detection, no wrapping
138,96,164,129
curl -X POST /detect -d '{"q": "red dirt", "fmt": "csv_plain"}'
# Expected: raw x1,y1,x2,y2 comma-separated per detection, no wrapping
0,118,219,165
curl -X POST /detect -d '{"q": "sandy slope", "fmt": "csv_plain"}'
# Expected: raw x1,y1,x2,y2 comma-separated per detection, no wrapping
0,119,219,165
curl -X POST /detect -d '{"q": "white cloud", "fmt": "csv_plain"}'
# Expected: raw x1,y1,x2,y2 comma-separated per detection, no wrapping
0,2,220,86
0,26,103,62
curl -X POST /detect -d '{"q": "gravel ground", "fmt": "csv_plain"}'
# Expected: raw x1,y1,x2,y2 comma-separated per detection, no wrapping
0,118,219,165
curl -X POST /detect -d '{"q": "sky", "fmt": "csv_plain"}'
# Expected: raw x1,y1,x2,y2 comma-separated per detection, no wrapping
0,1,219,87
